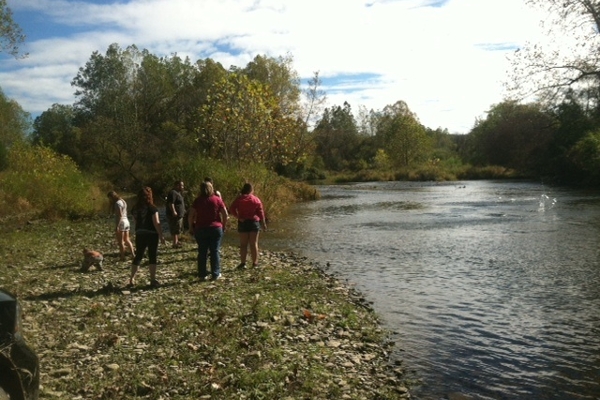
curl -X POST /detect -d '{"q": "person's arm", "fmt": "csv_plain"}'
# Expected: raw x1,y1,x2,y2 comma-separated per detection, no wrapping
167,191,177,217
152,211,166,244
220,206,229,232
257,198,267,230
229,198,239,219
188,207,196,235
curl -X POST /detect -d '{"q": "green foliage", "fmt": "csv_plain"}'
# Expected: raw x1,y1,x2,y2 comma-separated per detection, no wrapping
332,169,396,183
0,87,30,148
0,0,26,58
313,102,361,171
198,73,309,171
0,141,7,171
465,101,557,176
158,157,319,222
376,101,431,168
241,53,301,116
567,129,600,183
456,165,519,180
0,144,101,219
32,104,81,163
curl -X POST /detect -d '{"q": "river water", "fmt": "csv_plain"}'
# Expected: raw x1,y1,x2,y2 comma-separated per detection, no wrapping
260,180,600,400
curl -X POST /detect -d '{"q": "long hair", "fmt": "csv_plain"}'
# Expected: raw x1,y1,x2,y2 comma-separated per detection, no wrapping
135,186,155,209
199,181,214,198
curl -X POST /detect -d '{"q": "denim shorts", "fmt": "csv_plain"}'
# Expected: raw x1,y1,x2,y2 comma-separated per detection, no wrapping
238,220,261,233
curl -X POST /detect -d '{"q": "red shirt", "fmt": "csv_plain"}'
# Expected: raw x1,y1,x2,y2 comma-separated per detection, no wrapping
229,194,265,222
191,195,226,230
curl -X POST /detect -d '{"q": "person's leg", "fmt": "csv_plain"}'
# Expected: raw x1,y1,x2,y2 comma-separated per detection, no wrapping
239,232,249,266
147,234,159,283
117,230,126,260
209,227,223,278
124,230,135,258
249,231,259,266
130,234,147,285
168,216,178,247
195,229,209,279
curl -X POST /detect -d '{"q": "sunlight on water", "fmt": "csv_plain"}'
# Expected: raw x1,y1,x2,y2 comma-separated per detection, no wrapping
266,181,600,400
538,194,557,212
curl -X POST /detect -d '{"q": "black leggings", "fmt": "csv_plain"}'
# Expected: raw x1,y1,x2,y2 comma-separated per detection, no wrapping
133,232,159,265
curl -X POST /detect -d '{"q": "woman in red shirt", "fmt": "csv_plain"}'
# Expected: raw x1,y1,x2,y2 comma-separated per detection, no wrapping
229,183,267,269
188,181,228,281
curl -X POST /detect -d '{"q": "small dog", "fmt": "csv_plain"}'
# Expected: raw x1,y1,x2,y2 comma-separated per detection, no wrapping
81,249,104,272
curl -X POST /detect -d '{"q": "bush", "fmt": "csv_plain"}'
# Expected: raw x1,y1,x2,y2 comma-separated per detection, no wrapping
0,144,101,219
158,157,320,222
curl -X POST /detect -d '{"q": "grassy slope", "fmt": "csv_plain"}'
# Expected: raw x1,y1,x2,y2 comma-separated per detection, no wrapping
0,217,409,399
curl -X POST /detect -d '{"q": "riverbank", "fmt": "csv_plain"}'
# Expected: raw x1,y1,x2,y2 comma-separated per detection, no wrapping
0,217,410,399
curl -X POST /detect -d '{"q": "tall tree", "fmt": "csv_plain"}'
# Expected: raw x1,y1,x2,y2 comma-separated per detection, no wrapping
72,44,149,183
313,102,361,171
242,54,301,117
0,87,29,169
198,72,307,170
376,101,430,168
0,87,29,148
302,71,327,128
465,101,557,175
0,0,26,58
32,104,81,163
507,0,600,109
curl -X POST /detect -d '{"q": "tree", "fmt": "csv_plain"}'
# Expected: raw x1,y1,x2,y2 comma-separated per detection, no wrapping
507,0,600,109
0,0,26,58
567,129,600,184
71,44,150,183
376,101,430,168
302,71,327,128
198,72,308,170
241,54,301,116
465,101,557,175
313,102,361,171
32,104,81,163
0,87,29,148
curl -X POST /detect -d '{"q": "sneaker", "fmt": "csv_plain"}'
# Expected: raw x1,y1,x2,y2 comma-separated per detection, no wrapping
211,274,221,281
149,279,160,288
237,263,247,270
252,263,259,268
199,276,208,282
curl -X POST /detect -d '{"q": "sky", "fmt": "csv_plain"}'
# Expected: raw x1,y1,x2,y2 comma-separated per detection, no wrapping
1,0,547,134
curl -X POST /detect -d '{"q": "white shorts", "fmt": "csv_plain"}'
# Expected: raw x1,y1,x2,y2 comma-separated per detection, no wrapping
117,219,131,232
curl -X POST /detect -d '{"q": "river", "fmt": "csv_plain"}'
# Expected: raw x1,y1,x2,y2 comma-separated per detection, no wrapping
259,180,600,400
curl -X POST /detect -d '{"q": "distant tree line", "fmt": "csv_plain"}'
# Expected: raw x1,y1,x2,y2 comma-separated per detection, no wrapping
2,0,600,192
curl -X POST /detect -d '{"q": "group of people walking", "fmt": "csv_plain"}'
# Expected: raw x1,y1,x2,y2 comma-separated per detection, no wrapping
107,179,267,287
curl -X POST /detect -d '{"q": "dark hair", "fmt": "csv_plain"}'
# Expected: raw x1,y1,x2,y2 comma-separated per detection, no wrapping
241,183,253,195
204,177,213,184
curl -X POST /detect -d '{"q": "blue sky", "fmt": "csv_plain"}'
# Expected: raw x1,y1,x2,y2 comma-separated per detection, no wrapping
1,0,545,133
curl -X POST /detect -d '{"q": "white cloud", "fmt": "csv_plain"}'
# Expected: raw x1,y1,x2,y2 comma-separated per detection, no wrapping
3,0,547,132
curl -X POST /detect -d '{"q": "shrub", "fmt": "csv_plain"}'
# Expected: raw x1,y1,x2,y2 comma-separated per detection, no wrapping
158,157,320,222
0,144,100,219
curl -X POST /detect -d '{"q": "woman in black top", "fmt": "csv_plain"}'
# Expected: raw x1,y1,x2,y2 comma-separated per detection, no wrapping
129,187,165,288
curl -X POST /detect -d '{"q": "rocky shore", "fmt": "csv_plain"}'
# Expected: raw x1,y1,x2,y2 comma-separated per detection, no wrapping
0,217,411,399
